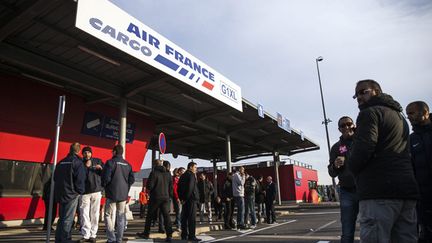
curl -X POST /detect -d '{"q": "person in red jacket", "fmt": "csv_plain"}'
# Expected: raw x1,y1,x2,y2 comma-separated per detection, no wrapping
139,185,149,219
172,167,185,230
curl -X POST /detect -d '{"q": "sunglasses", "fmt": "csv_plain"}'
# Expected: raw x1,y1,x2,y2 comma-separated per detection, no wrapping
339,122,354,128
353,88,372,99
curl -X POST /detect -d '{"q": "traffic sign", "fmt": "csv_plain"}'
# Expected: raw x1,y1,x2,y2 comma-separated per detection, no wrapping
158,132,166,154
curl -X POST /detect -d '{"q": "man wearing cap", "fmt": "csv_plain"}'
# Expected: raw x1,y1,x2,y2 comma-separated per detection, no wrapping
54,142,86,243
78,146,103,243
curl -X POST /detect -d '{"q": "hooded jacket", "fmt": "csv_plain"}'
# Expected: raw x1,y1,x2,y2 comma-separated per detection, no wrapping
328,136,356,190
347,93,419,200
410,114,432,201
146,165,173,201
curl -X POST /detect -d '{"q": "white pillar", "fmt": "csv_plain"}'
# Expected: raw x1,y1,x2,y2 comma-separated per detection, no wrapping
226,135,232,174
119,98,127,157
273,151,282,205
213,160,218,197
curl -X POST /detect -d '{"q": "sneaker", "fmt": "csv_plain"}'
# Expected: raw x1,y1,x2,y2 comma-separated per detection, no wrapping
89,238,96,243
250,224,256,229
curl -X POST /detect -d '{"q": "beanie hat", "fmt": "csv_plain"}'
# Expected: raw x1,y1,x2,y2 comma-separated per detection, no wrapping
82,146,92,154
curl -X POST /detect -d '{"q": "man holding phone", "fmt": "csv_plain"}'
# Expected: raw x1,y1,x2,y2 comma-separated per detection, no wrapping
328,116,358,243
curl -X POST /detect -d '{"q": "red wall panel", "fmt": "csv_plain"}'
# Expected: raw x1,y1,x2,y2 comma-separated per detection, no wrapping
0,75,155,170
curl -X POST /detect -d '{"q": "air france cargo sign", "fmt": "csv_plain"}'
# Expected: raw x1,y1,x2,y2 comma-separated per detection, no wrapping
76,0,242,111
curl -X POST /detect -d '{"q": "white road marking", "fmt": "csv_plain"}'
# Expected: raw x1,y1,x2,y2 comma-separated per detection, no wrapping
204,220,297,242
290,211,340,215
250,235,340,240
317,241,330,243
305,220,337,236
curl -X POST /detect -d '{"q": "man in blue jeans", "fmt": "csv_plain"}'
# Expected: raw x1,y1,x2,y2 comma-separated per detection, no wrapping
328,116,359,243
54,142,86,243
232,166,246,230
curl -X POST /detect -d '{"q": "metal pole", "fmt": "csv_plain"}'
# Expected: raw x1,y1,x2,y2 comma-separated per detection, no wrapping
212,160,218,197
273,151,282,206
46,95,66,243
226,135,232,174
315,57,339,202
119,98,127,157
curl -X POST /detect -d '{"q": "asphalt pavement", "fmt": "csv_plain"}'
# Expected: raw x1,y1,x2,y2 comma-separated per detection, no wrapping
0,203,357,242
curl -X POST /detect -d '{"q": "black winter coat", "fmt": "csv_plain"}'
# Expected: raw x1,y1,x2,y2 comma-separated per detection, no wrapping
103,155,135,202
83,157,104,194
147,165,173,201
265,182,276,202
347,94,419,200
222,178,233,202
54,153,86,203
179,170,199,202
328,136,356,190
198,179,214,203
410,115,432,202
255,181,265,203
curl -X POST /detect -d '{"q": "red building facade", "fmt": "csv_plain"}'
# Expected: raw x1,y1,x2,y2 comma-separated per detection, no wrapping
0,76,154,221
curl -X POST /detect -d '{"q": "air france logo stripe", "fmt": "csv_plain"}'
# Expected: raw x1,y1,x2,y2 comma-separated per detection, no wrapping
202,80,214,91
154,54,179,71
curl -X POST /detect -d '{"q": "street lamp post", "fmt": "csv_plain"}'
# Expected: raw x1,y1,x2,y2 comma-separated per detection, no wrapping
315,56,339,201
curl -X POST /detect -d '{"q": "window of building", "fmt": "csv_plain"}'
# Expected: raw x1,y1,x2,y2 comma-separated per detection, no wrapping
0,160,51,197
308,180,317,189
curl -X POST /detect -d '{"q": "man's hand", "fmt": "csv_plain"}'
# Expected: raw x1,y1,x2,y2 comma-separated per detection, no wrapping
85,159,92,168
95,164,103,170
334,156,345,168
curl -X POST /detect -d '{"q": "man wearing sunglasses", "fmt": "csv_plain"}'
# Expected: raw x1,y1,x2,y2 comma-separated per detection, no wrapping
406,101,432,243
347,79,419,243
328,116,358,243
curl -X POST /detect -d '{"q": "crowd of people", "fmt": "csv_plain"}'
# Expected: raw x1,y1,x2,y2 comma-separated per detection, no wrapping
328,79,431,243
136,162,279,242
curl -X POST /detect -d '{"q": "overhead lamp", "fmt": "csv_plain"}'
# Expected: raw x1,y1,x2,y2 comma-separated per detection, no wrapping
78,45,120,66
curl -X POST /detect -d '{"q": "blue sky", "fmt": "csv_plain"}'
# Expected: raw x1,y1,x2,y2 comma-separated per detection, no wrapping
110,0,432,185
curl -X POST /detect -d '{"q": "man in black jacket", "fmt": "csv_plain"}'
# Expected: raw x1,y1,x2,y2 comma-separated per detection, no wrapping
265,176,276,224
78,146,103,243
198,172,214,223
137,159,173,242
223,172,235,230
328,116,358,243
406,101,432,243
255,175,265,224
347,79,419,242
54,142,86,243
179,161,201,241
102,145,135,243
